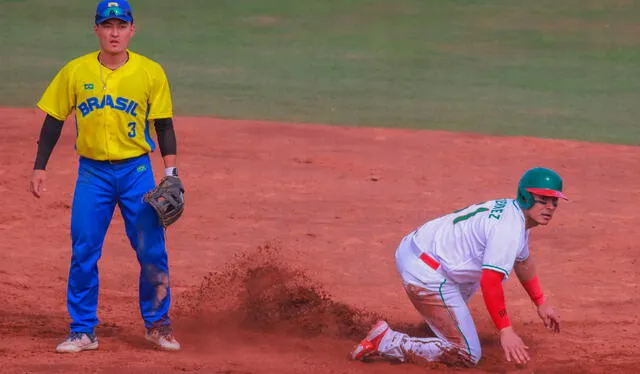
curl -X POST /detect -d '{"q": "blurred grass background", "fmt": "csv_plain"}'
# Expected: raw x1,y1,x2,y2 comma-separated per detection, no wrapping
0,0,638,144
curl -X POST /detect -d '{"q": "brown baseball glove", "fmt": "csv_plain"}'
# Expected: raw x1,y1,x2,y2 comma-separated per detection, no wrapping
143,176,185,228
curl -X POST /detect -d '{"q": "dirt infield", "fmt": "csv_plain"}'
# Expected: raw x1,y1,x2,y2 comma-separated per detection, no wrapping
1,107,639,373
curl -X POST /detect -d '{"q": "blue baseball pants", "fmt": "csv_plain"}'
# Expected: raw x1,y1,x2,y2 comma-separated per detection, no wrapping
68,154,171,333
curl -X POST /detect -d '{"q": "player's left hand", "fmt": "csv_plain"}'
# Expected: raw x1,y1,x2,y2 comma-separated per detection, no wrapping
536,304,561,333
143,175,185,227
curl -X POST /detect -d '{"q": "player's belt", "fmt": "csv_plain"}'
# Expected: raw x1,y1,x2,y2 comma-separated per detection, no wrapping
408,235,441,271
105,154,146,164
107,158,135,164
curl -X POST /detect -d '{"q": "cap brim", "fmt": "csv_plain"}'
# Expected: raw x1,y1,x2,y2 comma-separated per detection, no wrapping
96,15,133,24
526,188,568,200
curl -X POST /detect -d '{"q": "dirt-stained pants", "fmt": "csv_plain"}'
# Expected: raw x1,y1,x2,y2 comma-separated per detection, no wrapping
377,234,481,366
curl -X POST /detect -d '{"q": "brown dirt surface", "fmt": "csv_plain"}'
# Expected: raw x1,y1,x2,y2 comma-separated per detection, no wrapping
1,107,639,373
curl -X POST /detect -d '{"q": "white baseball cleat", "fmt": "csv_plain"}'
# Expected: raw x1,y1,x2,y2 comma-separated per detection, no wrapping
55,332,99,353
350,320,390,360
145,325,181,351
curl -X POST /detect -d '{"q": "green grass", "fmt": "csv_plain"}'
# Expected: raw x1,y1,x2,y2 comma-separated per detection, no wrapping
1,0,639,144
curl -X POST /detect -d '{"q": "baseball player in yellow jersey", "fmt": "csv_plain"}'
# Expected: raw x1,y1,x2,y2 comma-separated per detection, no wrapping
350,167,564,367
29,0,183,353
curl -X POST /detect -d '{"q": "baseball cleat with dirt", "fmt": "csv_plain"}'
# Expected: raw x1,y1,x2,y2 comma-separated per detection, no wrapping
350,320,390,360
145,325,181,351
55,332,99,353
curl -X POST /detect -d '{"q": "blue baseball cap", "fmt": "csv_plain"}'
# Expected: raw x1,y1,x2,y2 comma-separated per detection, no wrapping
95,0,134,25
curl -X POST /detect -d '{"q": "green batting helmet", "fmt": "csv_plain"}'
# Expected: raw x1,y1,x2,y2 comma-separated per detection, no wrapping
516,167,568,209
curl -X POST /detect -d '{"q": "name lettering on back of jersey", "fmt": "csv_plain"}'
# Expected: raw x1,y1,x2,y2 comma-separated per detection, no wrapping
489,199,507,220
77,95,139,118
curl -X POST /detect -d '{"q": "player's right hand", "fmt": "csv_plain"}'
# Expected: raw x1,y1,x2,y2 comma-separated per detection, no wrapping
499,326,530,365
537,304,561,333
30,170,46,198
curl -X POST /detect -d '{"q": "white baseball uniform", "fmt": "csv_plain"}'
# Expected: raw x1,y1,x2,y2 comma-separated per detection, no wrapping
378,198,530,365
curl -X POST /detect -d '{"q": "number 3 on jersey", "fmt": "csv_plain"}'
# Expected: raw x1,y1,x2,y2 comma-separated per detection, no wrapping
127,122,136,138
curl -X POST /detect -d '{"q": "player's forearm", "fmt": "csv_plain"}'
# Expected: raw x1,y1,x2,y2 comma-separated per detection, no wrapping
33,114,64,170
514,256,536,282
154,118,177,157
154,118,178,174
480,269,511,330
514,258,545,306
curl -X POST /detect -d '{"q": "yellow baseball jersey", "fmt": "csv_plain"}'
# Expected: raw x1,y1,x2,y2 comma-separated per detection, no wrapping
37,50,173,161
